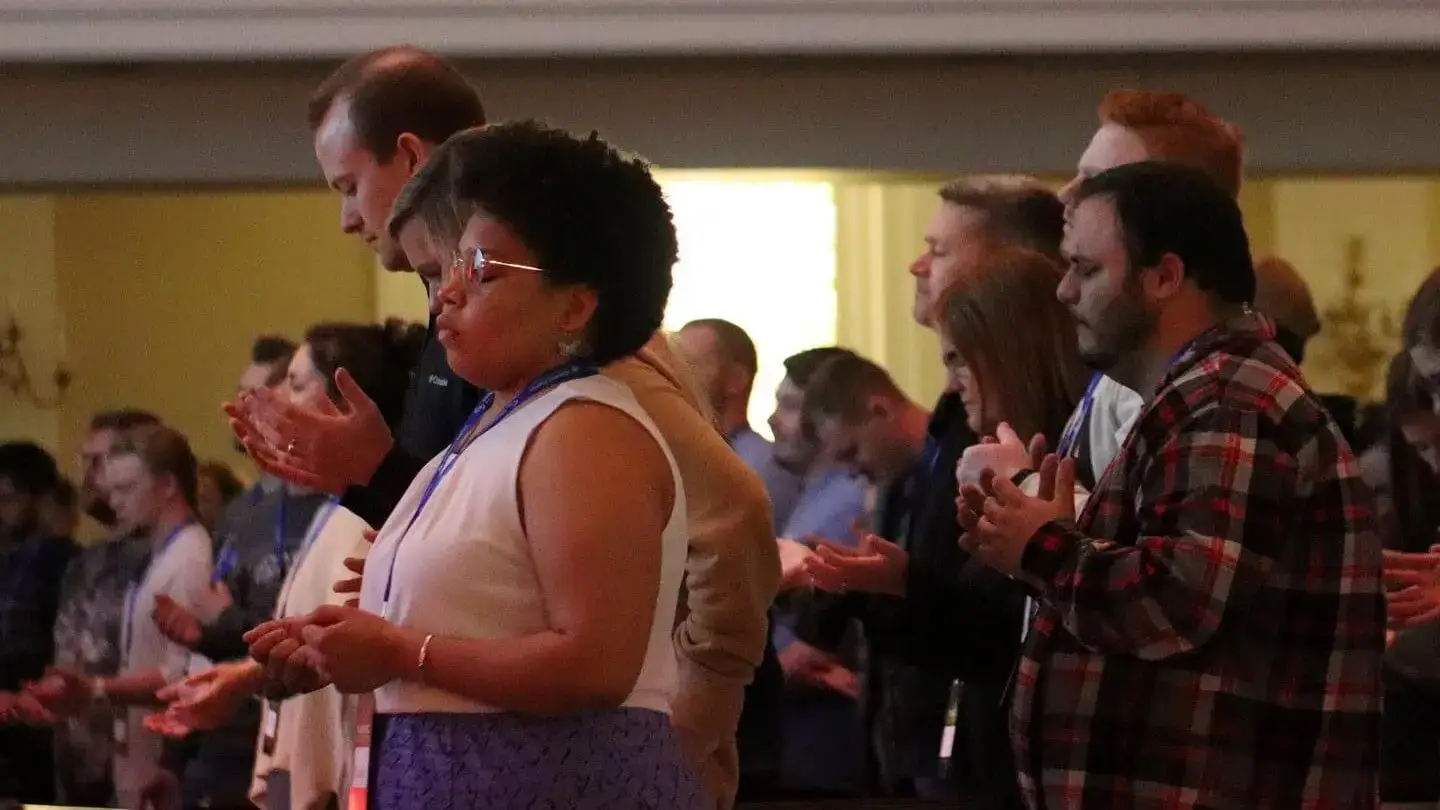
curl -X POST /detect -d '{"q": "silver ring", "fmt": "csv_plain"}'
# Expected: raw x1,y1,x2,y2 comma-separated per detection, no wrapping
285,439,297,454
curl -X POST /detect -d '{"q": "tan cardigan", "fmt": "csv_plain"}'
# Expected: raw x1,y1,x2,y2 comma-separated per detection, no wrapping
607,335,781,809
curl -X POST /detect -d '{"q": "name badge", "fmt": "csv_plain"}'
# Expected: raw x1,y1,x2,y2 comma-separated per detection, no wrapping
112,715,129,756
261,700,280,755
347,693,375,810
937,679,962,777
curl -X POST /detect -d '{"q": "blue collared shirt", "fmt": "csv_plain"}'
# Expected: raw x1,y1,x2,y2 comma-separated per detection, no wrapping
772,467,870,651
729,425,805,532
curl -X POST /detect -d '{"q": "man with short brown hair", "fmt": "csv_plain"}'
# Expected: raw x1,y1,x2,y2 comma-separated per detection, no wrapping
911,176,1064,327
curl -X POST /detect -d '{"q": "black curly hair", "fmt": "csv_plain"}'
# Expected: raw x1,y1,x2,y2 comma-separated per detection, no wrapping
403,121,677,367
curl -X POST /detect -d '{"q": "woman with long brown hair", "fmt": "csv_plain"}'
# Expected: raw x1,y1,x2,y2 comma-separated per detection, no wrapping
936,246,1088,449
801,245,1084,808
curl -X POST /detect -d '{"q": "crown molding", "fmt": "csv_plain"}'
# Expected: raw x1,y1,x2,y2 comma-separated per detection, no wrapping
1,0,1439,61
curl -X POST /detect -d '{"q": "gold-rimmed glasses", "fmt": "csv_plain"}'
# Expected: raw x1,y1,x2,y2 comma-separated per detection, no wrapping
444,246,546,289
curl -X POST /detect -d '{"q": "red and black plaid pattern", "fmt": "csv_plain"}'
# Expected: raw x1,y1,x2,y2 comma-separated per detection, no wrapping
1012,313,1385,810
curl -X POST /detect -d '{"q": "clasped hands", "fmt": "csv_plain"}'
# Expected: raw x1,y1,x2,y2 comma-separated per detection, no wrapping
145,604,396,740
147,529,382,738
955,422,1077,578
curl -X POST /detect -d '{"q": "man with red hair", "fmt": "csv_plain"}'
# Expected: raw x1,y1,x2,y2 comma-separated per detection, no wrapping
1061,89,1243,204
964,89,1246,501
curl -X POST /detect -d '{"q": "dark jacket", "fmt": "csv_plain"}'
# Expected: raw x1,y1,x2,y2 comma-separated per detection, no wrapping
0,532,76,804
798,394,1025,807
340,317,482,528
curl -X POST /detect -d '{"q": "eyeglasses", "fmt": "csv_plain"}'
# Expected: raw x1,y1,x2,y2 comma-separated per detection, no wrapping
445,246,545,288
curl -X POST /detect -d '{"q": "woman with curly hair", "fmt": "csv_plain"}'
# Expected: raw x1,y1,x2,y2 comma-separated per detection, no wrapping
248,121,704,809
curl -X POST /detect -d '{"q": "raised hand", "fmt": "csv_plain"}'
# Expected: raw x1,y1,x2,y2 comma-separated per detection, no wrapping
334,527,377,607
152,594,203,649
223,367,393,495
1383,545,1440,630
956,422,1042,489
959,453,1077,576
145,661,261,738
801,531,909,596
776,538,817,593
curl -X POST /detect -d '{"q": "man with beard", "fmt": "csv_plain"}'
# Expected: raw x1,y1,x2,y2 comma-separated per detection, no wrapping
962,89,1244,513
960,162,1383,810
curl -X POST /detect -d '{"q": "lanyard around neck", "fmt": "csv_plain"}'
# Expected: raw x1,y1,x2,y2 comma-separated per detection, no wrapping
379,362,599,614
121,520,194,658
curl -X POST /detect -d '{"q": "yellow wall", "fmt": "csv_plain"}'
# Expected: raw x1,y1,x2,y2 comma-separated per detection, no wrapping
834,177,946,407
41,190,375,479
0,195,65,451
4,174,1440,492
374,259,430,324
1238,179,1277,257
1271,178,1440,399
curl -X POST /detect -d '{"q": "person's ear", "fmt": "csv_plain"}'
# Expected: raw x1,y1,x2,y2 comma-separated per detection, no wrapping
1142,252,1186,305
393,133,431,177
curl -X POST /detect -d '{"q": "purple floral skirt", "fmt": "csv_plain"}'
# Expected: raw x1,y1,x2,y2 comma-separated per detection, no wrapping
370,708,708,809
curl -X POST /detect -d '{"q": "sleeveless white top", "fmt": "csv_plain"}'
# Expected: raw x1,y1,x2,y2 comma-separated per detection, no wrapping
361,375,688,716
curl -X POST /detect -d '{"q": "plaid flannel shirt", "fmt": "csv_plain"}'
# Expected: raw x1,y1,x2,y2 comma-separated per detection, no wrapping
1013,313,1384,810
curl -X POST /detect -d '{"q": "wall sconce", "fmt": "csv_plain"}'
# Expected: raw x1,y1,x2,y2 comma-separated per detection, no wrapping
0,311,71,409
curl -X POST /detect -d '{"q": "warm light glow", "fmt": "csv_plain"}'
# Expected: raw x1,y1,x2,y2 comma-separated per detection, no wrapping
658,177,838,438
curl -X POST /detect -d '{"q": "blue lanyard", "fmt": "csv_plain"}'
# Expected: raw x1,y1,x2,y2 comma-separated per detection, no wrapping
380,362,598,612
921,435,942,477
210,492,295,585
273,493,289,571
1058,335,1208,461
1057,373,1102,459
211,542,238,586
121,520,194,659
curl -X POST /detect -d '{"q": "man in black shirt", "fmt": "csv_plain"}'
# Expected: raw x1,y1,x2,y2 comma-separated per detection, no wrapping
227,46,485,526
